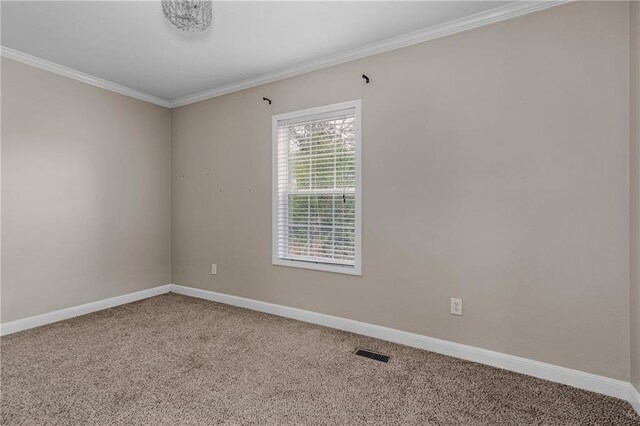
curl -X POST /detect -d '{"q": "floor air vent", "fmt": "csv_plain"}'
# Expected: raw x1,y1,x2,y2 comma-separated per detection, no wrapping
354,348,390,363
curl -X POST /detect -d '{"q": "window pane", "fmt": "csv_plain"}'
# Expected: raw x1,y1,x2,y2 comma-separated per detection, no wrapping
275,104,359,271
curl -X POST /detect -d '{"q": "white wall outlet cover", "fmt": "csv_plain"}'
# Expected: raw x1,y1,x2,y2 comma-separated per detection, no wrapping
211,264,217,275
451,298,462,316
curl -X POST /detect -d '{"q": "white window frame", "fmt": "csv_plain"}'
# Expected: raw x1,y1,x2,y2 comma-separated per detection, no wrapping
272,100,362,276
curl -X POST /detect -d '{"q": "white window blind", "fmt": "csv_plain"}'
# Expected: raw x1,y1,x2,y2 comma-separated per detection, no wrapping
272,100,361,275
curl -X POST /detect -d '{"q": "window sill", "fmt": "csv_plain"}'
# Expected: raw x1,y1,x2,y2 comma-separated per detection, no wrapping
273,258,362,276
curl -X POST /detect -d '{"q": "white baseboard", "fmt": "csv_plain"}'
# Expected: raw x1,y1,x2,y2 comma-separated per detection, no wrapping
170,284,635,408
1,283,637,415
0,284,171,336
630,385,640,416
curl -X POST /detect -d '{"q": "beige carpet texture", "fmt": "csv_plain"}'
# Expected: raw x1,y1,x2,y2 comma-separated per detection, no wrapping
1,293,638,425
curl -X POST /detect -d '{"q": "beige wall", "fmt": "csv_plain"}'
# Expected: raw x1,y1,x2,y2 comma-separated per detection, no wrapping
172,1,631,380
1,58,172,322
631,0,640,391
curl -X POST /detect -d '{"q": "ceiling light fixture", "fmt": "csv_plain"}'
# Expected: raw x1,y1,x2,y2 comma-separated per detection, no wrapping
162,0,213,32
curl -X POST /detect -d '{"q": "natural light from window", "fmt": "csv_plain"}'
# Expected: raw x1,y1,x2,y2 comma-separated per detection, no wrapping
272,100,362,275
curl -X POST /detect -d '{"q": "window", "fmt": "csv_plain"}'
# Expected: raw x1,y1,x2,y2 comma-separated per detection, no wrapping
272,100,362,275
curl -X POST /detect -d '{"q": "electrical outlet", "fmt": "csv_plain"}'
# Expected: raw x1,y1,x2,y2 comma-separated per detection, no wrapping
211,264,217,275
450,298,462,316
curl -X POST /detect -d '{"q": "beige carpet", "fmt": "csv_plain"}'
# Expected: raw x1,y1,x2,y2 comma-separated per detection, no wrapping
1,293,638,425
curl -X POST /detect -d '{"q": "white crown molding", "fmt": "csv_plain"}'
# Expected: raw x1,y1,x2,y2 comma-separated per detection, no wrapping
0,285,171,336
169,0,572,108
0,47,172,108
169,284,635,408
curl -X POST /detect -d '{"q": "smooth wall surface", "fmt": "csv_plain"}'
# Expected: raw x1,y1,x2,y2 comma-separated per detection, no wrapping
1,58,171,322
631,0,640,391
172,2,631,380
